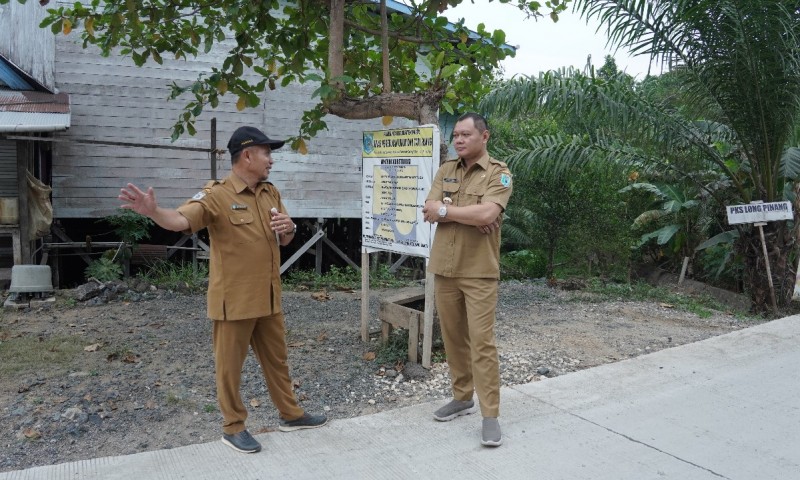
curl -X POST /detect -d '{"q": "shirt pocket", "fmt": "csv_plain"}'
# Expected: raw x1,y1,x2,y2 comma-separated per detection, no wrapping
227,213,261,244
442,183,460,202
462,183,487,206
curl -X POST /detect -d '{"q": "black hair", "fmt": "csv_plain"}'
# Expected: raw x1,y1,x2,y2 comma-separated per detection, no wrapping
456,112,490,133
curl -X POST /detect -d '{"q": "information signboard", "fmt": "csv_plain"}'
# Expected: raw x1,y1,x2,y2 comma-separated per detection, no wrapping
361,125,439,258
726,201,793,225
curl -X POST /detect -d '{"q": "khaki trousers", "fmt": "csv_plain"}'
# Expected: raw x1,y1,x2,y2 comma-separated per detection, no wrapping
434,275,500,417
212,312,304,435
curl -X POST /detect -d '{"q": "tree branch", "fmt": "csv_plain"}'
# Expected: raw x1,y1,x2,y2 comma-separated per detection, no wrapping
325,89,444,124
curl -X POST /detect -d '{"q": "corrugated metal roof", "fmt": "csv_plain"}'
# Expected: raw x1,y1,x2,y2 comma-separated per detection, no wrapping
0,91,69,113
0,91,70,132
0,112,70,132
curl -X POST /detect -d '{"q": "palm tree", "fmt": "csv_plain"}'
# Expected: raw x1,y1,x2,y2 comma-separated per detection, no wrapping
481,0,800,312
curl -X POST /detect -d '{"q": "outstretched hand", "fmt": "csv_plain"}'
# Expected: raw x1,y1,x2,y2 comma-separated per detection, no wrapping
119,183,157,217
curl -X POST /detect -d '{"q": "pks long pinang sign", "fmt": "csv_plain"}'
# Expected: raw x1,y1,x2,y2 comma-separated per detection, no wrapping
726,201,793,225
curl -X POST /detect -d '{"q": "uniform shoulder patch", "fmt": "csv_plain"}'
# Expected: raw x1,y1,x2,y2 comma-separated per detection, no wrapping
499,171,512,188
193,180,219,200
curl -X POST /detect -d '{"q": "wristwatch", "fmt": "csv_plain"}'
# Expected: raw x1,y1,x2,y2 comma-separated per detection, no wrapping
290,223,297,234
437,205,448,218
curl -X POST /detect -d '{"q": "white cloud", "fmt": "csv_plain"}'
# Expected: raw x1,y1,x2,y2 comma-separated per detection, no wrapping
446,3,662,79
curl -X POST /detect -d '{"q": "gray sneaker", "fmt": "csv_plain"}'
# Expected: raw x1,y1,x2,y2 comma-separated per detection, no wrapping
278,412,328,432
433,399,478,422
481,417,503,447
221,429,261,453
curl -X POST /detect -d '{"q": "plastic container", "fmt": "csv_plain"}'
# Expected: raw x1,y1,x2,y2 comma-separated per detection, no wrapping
8,265,53,293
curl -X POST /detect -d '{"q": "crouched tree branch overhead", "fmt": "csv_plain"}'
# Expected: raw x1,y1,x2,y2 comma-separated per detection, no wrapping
20,0,569,153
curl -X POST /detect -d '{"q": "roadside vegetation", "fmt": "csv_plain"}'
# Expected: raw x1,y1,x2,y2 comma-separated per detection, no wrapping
485,0,800,316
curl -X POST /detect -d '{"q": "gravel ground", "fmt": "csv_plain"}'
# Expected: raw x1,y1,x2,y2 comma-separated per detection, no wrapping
0,279,757,472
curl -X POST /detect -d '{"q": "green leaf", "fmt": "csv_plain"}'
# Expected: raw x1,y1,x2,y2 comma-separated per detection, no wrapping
695,230,739,251
440,64,460,79
655,224,681,245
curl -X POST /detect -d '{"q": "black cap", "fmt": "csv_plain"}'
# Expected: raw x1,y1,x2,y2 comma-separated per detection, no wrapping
227,126,286,156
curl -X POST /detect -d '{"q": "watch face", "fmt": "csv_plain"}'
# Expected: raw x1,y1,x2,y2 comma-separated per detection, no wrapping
438,206,447,216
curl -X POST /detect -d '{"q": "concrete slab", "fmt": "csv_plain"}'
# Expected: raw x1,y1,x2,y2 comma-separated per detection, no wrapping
1,315,798,480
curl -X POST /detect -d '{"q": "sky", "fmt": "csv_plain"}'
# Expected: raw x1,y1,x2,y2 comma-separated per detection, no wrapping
446,2,662,80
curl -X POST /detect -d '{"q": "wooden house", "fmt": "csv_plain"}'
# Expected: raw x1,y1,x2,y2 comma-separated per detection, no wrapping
1,1,501,285
0,0,69,286
2,1,418,284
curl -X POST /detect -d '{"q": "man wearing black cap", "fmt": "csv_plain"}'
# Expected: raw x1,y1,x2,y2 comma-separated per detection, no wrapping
119,126,327,454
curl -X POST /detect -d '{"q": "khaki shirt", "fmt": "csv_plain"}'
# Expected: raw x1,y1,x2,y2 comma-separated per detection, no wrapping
426,153,513,279
177,174,286,321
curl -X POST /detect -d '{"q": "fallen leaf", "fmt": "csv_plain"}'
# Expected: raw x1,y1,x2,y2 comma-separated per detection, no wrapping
84,343,102,352
298,393,308,401
311,290,331,301
254,426,277,434
122,353,140,363
22,428,41,440
292,379,301,389
316,332,328,342
145,400,157,409
249,398,260,407
288,341,306,348
363,352,376,361
83,393,92,402
659,303,675,308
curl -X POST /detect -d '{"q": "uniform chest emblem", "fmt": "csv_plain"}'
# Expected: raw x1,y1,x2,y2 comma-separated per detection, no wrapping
192,191,206,200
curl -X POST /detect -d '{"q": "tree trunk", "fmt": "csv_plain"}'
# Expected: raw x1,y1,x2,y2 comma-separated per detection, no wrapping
741,222,796,314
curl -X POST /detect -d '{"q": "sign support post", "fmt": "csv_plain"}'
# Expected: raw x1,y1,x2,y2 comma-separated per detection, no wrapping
726,200,793,312
754,221,778,312
360,125,440,366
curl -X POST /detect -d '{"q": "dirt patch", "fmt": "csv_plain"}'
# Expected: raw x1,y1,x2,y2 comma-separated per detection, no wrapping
0,280,759,472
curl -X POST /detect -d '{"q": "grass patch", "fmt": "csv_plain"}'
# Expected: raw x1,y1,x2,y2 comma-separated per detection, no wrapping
0,334,86,377
375,329,409,365
138,260,208,292
284,264,412,291
582,279,743,318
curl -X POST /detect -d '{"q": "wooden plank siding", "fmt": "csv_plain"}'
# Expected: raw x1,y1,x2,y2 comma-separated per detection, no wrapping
51,14,414,220
0,1,55,90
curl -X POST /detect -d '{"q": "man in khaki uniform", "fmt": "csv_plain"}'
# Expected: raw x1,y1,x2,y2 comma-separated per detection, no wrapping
119,126,326,454
423,112,512,447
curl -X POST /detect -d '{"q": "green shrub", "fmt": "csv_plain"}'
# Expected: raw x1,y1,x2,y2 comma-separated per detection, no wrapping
501,250,547,280
104,209,153,244
85,257,123,282
284,264,412,290
375,328,409,365
138,260,208,292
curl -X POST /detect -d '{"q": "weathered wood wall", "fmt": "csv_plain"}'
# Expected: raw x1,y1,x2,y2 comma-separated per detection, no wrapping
0,1,55,90
51,13,413,220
